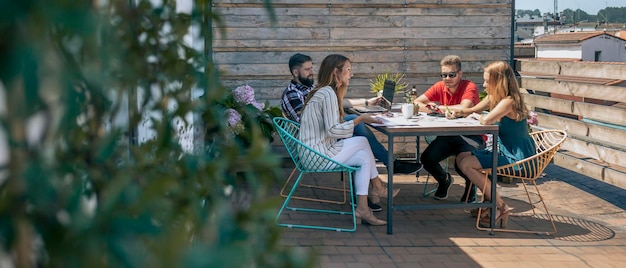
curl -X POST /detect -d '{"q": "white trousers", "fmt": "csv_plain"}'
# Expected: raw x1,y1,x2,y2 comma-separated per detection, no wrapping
331,136,379,195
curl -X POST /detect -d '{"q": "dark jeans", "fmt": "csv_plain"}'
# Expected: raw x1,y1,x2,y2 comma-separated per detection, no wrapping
420,135,485,184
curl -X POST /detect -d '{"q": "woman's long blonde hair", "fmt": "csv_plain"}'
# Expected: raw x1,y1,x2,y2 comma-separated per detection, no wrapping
484,61,528,121
303,54,350,119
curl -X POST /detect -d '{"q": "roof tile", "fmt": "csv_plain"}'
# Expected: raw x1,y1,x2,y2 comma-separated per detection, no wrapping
534,31,626,43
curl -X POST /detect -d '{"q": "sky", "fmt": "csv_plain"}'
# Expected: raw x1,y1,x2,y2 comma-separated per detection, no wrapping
515,0,624,15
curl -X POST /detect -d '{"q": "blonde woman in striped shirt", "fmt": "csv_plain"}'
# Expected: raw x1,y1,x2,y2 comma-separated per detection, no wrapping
299,54,398,226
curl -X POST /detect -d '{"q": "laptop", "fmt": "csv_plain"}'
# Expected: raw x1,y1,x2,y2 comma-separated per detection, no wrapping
353,80,395,113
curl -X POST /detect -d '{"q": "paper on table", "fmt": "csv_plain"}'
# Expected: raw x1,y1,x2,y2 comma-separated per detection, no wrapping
371,114,421,127
371,112,482,127
419,116,481,126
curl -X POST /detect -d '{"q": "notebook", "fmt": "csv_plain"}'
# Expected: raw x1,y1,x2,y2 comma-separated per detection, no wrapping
353,80,396,113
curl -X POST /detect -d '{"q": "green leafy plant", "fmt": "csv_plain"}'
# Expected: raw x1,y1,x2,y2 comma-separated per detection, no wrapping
369,67,409,95
210,84,282,145
0,1,312,267
480,90,488,100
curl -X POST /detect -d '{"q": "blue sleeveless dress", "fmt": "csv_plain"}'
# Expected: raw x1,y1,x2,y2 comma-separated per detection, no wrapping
473,116,536,168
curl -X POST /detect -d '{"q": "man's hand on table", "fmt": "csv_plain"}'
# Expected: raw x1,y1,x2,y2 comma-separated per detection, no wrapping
425,102,443,114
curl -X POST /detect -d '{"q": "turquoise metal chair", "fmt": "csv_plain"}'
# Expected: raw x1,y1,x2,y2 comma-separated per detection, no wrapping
273,117,360,232
278,112,349,204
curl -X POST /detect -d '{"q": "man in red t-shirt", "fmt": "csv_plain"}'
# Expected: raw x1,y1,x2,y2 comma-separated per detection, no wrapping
412,55,484,202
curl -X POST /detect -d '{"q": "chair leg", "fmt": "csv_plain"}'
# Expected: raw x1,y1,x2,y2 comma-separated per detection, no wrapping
531,180,557,235
423,158,448,197
280,168,349,204
516,179,557,234
279,167,298,198
275,171,357,232
476,173,498,232
461,182,477,203
422,174,438,197
475,174,557,235
276,172,305,224
519,179,538,215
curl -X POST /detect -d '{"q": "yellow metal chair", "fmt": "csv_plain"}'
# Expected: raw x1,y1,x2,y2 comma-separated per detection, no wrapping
475,129,567,234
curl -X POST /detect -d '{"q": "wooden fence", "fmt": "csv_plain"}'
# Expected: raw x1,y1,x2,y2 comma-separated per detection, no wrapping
212,1,626,189
211,0,513,104
517,59,626,189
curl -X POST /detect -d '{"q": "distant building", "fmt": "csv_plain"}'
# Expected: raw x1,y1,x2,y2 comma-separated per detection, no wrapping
533,31,626,62
514,42,535,58
515,13,562,40
613,30,626,39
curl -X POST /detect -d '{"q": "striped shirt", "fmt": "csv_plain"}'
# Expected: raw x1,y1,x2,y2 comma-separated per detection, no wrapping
299,86,355,158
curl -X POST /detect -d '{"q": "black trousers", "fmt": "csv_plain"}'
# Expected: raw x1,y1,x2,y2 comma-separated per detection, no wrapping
420,135,485,184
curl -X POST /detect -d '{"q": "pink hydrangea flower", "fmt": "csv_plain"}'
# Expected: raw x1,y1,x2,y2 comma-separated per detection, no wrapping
233,85,256,105
233,84,265,111
527,111,538,125
226,108,242,127
251,101,264,111
226,108,244,134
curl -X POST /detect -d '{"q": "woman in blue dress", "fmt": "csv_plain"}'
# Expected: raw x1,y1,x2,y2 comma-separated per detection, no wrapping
448,61,536,228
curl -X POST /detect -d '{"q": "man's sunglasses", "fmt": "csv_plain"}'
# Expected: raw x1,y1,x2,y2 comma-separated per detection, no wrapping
440,72,458,78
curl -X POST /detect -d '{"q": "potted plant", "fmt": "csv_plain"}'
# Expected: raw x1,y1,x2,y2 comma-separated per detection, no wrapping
369,67,409,97
218,84,282,145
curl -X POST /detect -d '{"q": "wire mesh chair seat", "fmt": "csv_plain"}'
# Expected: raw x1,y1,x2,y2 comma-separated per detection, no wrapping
475,129,567,234
273,117,360,232
278,113,349,204
278,126,350,205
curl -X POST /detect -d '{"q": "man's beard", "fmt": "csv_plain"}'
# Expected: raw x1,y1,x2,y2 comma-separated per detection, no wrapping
299,75,314,87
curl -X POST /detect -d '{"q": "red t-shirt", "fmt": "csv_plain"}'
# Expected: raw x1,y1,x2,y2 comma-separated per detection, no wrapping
424,80,479,106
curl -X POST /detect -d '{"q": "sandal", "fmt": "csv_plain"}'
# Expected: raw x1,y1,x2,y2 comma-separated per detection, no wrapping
479,204,513,228
355,208,386,225
369,186,400,204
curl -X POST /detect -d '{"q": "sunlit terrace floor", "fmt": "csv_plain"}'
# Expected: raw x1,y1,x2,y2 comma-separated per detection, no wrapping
275,163,626,268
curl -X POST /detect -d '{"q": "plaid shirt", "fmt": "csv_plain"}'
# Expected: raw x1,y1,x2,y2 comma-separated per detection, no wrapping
280,80,314,122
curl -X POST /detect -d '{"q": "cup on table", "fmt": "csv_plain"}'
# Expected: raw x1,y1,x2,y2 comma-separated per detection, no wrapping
401,104,414,119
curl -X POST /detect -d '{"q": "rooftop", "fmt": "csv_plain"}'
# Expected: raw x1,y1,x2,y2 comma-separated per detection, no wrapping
534,31,626,43
274,150,626,267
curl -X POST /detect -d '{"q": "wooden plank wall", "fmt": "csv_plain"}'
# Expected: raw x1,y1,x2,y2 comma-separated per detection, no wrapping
211,0,513,107
517,59,626,189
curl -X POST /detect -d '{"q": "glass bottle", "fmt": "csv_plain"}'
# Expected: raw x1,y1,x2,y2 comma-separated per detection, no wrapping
410,86,418,102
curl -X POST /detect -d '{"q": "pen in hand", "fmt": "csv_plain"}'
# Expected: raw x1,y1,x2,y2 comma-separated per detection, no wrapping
444,105,456,119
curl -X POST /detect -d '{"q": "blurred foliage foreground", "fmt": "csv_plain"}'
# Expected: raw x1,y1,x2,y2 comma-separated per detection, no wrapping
0,0,312,267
